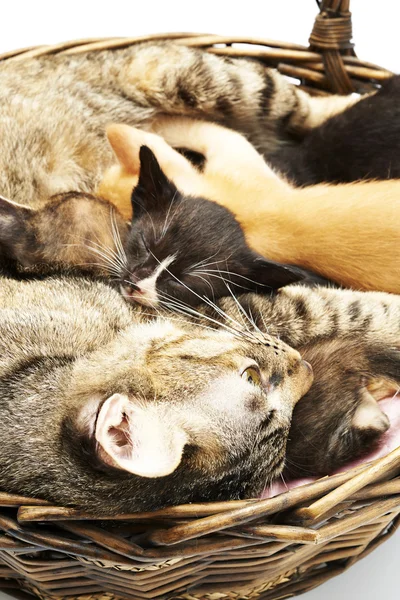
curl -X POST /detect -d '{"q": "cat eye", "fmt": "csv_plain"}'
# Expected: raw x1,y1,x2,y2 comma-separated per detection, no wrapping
241,366,262,387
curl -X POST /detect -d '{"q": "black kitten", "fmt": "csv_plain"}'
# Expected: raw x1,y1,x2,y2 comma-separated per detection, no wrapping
268,75,400,185
120,147,328,308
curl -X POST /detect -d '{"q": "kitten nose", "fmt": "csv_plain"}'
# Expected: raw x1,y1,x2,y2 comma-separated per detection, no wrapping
122,283,144,298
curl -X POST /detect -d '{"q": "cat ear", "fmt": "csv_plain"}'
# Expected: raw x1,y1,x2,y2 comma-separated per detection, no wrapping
352,392,390,434
106,124,142,175
251,256,306,289
0,196,32,261
95,393,187,478
131,146,179,217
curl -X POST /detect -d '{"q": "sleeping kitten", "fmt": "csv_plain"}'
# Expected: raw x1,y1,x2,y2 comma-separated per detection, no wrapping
269,75,400,185
97,118,400,297
0,193,128,277
0,149,329,301
119,146,329,307
1,275,399,512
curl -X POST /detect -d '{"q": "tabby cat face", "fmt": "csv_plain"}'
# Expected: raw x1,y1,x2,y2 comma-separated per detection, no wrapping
3,314,312,513
119,147,304,308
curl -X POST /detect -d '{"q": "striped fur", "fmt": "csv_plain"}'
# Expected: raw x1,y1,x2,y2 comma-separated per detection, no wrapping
0,276,399,511
0,42,356,207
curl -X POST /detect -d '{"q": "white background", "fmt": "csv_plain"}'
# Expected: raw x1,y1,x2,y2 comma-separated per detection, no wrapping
0,1,398,599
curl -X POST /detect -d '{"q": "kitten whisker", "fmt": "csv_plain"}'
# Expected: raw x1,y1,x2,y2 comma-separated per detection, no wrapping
63,241,123,276
157,297,251,342
110,207,127,267
192,270,253,293
157,299,243,338
186,247,226,272
145,249,264,343
190,273,215,299
192,290,255,339
280,472,289,492
225,286,255,332
196,269,266,288
84,245,125,275
73,261,120,275
137,204,157,240
69,226,127,271
65,231,127,273
159,191,179,241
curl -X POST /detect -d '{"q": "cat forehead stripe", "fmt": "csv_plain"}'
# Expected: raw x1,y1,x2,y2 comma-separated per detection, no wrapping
152,254,177,280
134,255,177,306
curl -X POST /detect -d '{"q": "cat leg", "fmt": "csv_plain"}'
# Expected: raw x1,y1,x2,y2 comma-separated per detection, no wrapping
115,43,360,149
290,91,362,134
215,286,400,349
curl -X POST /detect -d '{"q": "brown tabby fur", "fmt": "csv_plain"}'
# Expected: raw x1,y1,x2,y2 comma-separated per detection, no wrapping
0,275,312,512
0,193,128,275
0,275,399,512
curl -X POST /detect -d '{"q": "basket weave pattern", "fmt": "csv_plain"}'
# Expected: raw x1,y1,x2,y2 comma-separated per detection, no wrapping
0,1,398,599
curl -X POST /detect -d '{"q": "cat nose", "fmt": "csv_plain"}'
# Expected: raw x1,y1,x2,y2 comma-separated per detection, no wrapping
121,283,144,298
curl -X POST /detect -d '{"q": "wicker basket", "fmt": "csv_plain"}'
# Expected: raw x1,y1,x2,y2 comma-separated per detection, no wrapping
0,1,398,599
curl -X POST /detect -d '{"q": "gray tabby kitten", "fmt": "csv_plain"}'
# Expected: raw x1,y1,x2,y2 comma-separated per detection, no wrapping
0,275,397,513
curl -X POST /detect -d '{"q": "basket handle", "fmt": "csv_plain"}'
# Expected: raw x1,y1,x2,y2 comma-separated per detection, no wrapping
309,0,355,93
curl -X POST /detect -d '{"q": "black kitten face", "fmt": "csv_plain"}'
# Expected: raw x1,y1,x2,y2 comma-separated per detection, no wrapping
120,146,305,308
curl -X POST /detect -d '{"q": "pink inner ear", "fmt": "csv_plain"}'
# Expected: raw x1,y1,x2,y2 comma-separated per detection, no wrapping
106,124,142,174
95,393,188,478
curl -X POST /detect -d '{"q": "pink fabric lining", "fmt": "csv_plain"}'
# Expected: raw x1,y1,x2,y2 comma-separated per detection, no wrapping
262,394,400,498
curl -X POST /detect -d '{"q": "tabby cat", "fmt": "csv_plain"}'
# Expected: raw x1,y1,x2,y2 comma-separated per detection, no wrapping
0,274,398,512
0,42,396,512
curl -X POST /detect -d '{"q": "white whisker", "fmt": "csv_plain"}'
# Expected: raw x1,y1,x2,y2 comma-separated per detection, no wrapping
196,268,267,288
110,207,127,267
159,191,179,241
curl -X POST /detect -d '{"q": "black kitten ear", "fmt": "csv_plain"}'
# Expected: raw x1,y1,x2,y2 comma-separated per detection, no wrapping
251,256,306,290
0,196,32,261
131,146,179,218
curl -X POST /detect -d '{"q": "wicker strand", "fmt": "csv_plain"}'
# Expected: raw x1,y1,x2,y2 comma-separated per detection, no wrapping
309,12,353,50
309,0,355,94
